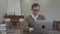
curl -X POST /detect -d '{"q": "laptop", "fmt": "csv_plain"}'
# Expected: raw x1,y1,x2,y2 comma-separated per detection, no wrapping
31,20,53,34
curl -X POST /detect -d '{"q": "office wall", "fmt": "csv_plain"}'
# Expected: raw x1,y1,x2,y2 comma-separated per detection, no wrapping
7,0,21,15
20,0,60,21
0,0,8,23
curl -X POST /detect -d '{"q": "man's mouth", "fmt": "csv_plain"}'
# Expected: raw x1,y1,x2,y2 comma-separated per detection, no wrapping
33,10,39,11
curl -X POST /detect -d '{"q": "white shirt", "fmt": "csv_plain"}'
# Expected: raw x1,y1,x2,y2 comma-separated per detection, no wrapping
31,14,38,21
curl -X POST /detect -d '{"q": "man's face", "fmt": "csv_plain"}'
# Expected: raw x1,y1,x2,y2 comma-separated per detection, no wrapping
32,6,40,16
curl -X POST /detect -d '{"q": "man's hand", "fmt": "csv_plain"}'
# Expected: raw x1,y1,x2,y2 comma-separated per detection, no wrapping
29,27,34,32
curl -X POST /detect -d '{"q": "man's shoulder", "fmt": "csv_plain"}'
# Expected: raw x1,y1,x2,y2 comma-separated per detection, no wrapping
38,15,46,20
25,15,32,19
38,15,45,17
26,15,45,18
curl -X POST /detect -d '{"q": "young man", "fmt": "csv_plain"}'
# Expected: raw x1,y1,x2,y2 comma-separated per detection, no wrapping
24,3,45,33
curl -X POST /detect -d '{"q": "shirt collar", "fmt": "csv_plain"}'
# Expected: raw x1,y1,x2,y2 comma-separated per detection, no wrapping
31,13,39,20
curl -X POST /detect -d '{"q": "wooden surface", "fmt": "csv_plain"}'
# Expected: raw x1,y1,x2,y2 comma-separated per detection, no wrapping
23,32,30,34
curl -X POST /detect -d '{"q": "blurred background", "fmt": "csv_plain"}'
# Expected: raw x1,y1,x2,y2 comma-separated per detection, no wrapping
0,0,60,33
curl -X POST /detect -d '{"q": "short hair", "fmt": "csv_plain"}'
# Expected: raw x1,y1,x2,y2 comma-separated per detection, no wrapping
31,3,40,9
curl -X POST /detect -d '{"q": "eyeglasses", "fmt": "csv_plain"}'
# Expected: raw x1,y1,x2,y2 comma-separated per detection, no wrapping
33,10,40,11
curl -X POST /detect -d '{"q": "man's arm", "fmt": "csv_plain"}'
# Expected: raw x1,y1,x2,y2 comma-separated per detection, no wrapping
24,17,34,32
24,17,30,32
